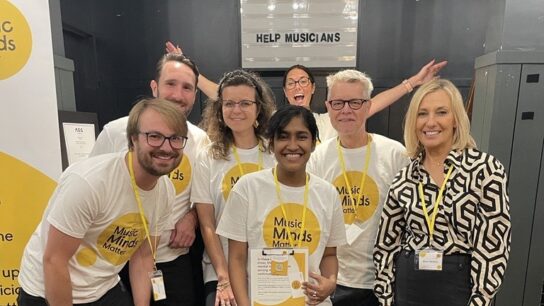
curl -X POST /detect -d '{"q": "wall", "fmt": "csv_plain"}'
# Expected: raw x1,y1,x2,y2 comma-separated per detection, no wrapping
59,0,491,142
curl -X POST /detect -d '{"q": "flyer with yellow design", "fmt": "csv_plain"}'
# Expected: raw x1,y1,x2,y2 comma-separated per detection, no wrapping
250,248,308,306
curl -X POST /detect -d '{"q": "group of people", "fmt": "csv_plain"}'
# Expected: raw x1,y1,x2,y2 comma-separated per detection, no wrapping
16,41,511,306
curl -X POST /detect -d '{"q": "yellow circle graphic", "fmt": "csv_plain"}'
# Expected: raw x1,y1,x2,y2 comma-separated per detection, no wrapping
169,154,191,195
75,246,97,267
291,280,301,289
221,163,262,201
96,213,146,266
0,0,33,80
333,171,380,224
0,152,57,306
262,203,320,254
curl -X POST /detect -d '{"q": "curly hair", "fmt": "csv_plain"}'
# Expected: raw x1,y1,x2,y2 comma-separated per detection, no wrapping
200,70,276,160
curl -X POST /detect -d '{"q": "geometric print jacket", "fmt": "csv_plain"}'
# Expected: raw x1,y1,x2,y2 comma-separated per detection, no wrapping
373,148,511,306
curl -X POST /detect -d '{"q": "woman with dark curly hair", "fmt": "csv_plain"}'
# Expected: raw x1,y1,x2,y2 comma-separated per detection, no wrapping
190,70,276,306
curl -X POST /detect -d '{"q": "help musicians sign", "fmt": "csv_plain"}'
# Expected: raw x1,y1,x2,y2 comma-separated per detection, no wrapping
241,0,359,69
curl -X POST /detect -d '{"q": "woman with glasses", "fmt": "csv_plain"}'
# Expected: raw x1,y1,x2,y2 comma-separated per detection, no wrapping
190,70,276,306
165,41,446,141
373,79,511,306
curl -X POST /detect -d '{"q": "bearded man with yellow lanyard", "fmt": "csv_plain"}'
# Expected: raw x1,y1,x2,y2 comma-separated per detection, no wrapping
17,98,185,306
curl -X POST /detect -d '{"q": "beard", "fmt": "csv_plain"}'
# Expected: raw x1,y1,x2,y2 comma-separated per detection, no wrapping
136,145,182,177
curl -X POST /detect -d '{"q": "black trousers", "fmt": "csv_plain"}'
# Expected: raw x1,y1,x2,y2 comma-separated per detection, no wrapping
394,250,471,306
17,282,132,306
204,281,218,306
331,285,379,306
119,253,196,306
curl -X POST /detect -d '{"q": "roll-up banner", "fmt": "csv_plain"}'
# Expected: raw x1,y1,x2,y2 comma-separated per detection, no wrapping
0,0,61,304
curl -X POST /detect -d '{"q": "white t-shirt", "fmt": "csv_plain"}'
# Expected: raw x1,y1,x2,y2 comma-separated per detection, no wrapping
216,170,347,306
313,112,336,142
191,144,276,283
307,134,409,289
18,152,174,303
89,116,208,261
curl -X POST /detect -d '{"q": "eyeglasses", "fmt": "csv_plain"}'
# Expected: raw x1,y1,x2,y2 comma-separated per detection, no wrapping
222,100,256,110
139,132,188,149
327,99,370,110
285,77,311,89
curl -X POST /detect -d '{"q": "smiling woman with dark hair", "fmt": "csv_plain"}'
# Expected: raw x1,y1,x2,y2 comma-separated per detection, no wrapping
217,105,347,306
191,69,277,306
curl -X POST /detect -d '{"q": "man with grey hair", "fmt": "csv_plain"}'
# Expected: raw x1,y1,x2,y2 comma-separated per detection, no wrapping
18,98,186,306
307,70,409,306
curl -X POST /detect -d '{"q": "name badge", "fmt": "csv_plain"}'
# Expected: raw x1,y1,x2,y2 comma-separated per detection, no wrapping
150,269,166,301
415,248,443,271
345,222,364,245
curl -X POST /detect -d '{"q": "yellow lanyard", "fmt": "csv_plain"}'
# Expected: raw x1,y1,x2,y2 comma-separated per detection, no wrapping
418,165,454,245
273,166,309,248
232,143,264,176
128,151,157,268
336,136,372,221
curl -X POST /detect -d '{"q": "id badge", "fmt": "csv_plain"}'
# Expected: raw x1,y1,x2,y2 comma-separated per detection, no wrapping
150,269,166,301
345,223,364,245
415,248,443,271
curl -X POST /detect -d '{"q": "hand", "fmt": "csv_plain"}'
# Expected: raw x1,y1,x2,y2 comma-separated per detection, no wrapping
215,280,237,306
168,209,197,248
409,59,448,87
302,272,336,305
165,40,183,55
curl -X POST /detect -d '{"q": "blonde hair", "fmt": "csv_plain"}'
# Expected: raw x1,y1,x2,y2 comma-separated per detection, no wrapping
326,69,374,99
126,98,187,149
404,79,476,158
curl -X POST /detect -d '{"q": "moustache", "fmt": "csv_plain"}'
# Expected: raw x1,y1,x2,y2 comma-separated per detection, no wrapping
150,150,181,159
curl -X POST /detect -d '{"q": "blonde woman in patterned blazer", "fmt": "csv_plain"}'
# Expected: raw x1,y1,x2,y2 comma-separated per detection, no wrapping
373,79,511,306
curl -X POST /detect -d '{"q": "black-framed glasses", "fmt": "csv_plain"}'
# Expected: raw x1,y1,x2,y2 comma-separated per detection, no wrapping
285,76,311,89
222,100,256,110
327,99,370,110
139,132,188,149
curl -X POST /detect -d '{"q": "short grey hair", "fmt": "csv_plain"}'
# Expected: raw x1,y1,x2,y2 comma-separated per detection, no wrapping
326,69,374,100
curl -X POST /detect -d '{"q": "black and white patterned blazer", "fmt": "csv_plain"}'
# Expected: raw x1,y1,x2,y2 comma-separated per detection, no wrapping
373,148,511,306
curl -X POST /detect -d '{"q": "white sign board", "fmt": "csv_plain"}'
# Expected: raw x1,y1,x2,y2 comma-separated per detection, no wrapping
63,122,96,165
241,0,359,69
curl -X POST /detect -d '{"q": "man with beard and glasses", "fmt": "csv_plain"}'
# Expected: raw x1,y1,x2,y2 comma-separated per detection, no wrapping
89,53,208,305
17,98,186,306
